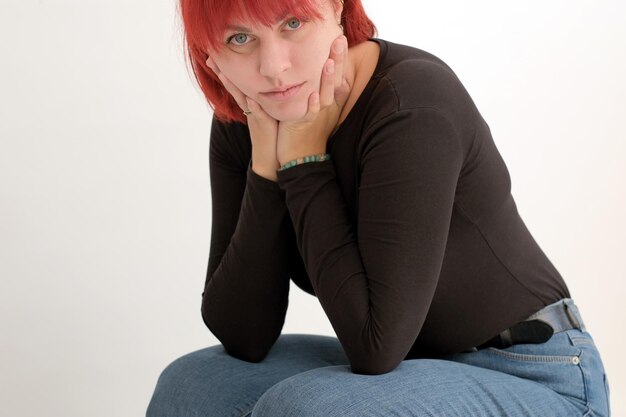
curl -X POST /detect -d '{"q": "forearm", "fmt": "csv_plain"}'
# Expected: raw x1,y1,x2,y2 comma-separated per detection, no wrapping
202,164,292,361
275,108,461,374
277,161,395,373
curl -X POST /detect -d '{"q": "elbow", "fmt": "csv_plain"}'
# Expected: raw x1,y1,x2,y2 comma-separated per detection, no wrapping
348,352,403,375
213,327,274,363
200,298,276,363
222,343,270,363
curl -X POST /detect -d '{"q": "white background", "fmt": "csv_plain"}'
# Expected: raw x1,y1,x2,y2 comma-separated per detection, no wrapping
1,0,624,416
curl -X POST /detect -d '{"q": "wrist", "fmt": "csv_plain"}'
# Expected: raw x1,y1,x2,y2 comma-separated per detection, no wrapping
251,160,279,182
279,146,326,165
277,153,331,172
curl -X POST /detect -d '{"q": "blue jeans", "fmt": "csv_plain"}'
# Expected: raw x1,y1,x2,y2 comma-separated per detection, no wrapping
147,299,611,416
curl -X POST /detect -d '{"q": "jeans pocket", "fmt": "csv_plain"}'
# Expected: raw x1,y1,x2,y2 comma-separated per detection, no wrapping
485,331,582,363
478,336,587,409
485,347,580,364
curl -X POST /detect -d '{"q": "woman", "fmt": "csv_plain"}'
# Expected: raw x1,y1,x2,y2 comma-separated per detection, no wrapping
147,0,611,415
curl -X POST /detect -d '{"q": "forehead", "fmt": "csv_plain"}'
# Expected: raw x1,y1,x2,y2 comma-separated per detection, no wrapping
203,0,329,53
225,11,292,32
221,0,328,29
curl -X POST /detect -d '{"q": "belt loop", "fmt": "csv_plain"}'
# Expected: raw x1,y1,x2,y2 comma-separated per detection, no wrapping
564,300,584,331
500,328,513,347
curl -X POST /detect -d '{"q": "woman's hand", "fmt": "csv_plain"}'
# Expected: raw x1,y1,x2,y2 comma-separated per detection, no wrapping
206,56,280,181
276,35,351,166
206,34,350,177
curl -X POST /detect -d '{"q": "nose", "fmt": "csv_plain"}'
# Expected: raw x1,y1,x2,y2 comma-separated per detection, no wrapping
258,39,291,79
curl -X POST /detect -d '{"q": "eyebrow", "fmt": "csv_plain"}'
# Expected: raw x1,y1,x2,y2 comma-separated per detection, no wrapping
226,12,291,33
226,24,253,32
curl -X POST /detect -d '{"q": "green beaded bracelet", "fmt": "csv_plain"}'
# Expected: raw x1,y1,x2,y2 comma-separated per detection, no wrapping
277,153,331,172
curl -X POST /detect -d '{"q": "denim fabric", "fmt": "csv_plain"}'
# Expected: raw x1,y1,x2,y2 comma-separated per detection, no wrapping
147,299,611,416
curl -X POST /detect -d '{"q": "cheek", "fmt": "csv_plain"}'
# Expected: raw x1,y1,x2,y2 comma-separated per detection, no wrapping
300,47,331,86
307,34,338,76
213,58,254,94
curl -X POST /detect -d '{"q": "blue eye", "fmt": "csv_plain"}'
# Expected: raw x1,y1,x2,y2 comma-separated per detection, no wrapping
226,17,304,47
285,17,302,30
228,33,249,46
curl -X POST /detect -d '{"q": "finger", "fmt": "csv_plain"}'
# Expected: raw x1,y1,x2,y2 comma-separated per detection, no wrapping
319,59,335,108
334,77,350,107
331,36,347,89
302,92,320,122
246,97,273,122
328,36,349,106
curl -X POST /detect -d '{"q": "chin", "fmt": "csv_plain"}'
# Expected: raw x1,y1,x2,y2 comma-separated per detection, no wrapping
266,101,308,122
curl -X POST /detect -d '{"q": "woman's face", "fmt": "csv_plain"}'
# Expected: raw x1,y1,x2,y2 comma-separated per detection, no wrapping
208,1,343,122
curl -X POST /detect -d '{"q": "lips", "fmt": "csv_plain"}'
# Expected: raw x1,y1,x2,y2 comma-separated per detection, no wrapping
260,82,305,101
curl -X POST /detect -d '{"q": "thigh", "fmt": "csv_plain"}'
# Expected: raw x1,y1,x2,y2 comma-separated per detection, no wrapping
146,333,349,417
252,328,611,417
251,359,583,417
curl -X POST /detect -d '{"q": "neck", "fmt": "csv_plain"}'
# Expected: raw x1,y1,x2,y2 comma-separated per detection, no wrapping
332,41,374,134
332,46,362,127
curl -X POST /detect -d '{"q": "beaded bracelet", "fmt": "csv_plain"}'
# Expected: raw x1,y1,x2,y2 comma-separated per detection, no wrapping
277,153,331,172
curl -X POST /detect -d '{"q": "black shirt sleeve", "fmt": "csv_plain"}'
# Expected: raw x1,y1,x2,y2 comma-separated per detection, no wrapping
276,107,463,375
201,117,293,362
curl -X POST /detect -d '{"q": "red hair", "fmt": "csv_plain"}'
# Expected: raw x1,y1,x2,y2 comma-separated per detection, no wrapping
177,0,377,124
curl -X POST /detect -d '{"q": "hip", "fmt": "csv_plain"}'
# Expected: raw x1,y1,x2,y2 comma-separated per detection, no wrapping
443,298,611,416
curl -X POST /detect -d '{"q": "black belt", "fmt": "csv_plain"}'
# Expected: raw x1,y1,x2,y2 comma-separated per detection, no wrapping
477,300,584,350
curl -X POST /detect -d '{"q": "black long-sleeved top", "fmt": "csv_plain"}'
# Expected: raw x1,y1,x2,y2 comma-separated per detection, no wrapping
201,38,570,375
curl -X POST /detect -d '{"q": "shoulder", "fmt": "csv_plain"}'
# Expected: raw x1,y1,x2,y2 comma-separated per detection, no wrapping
211,116,250,141
367,39,480,123
209,116,251,170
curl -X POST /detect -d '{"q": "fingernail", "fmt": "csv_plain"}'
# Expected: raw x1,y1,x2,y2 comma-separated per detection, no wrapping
334,42,344,54
327,60,334,74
